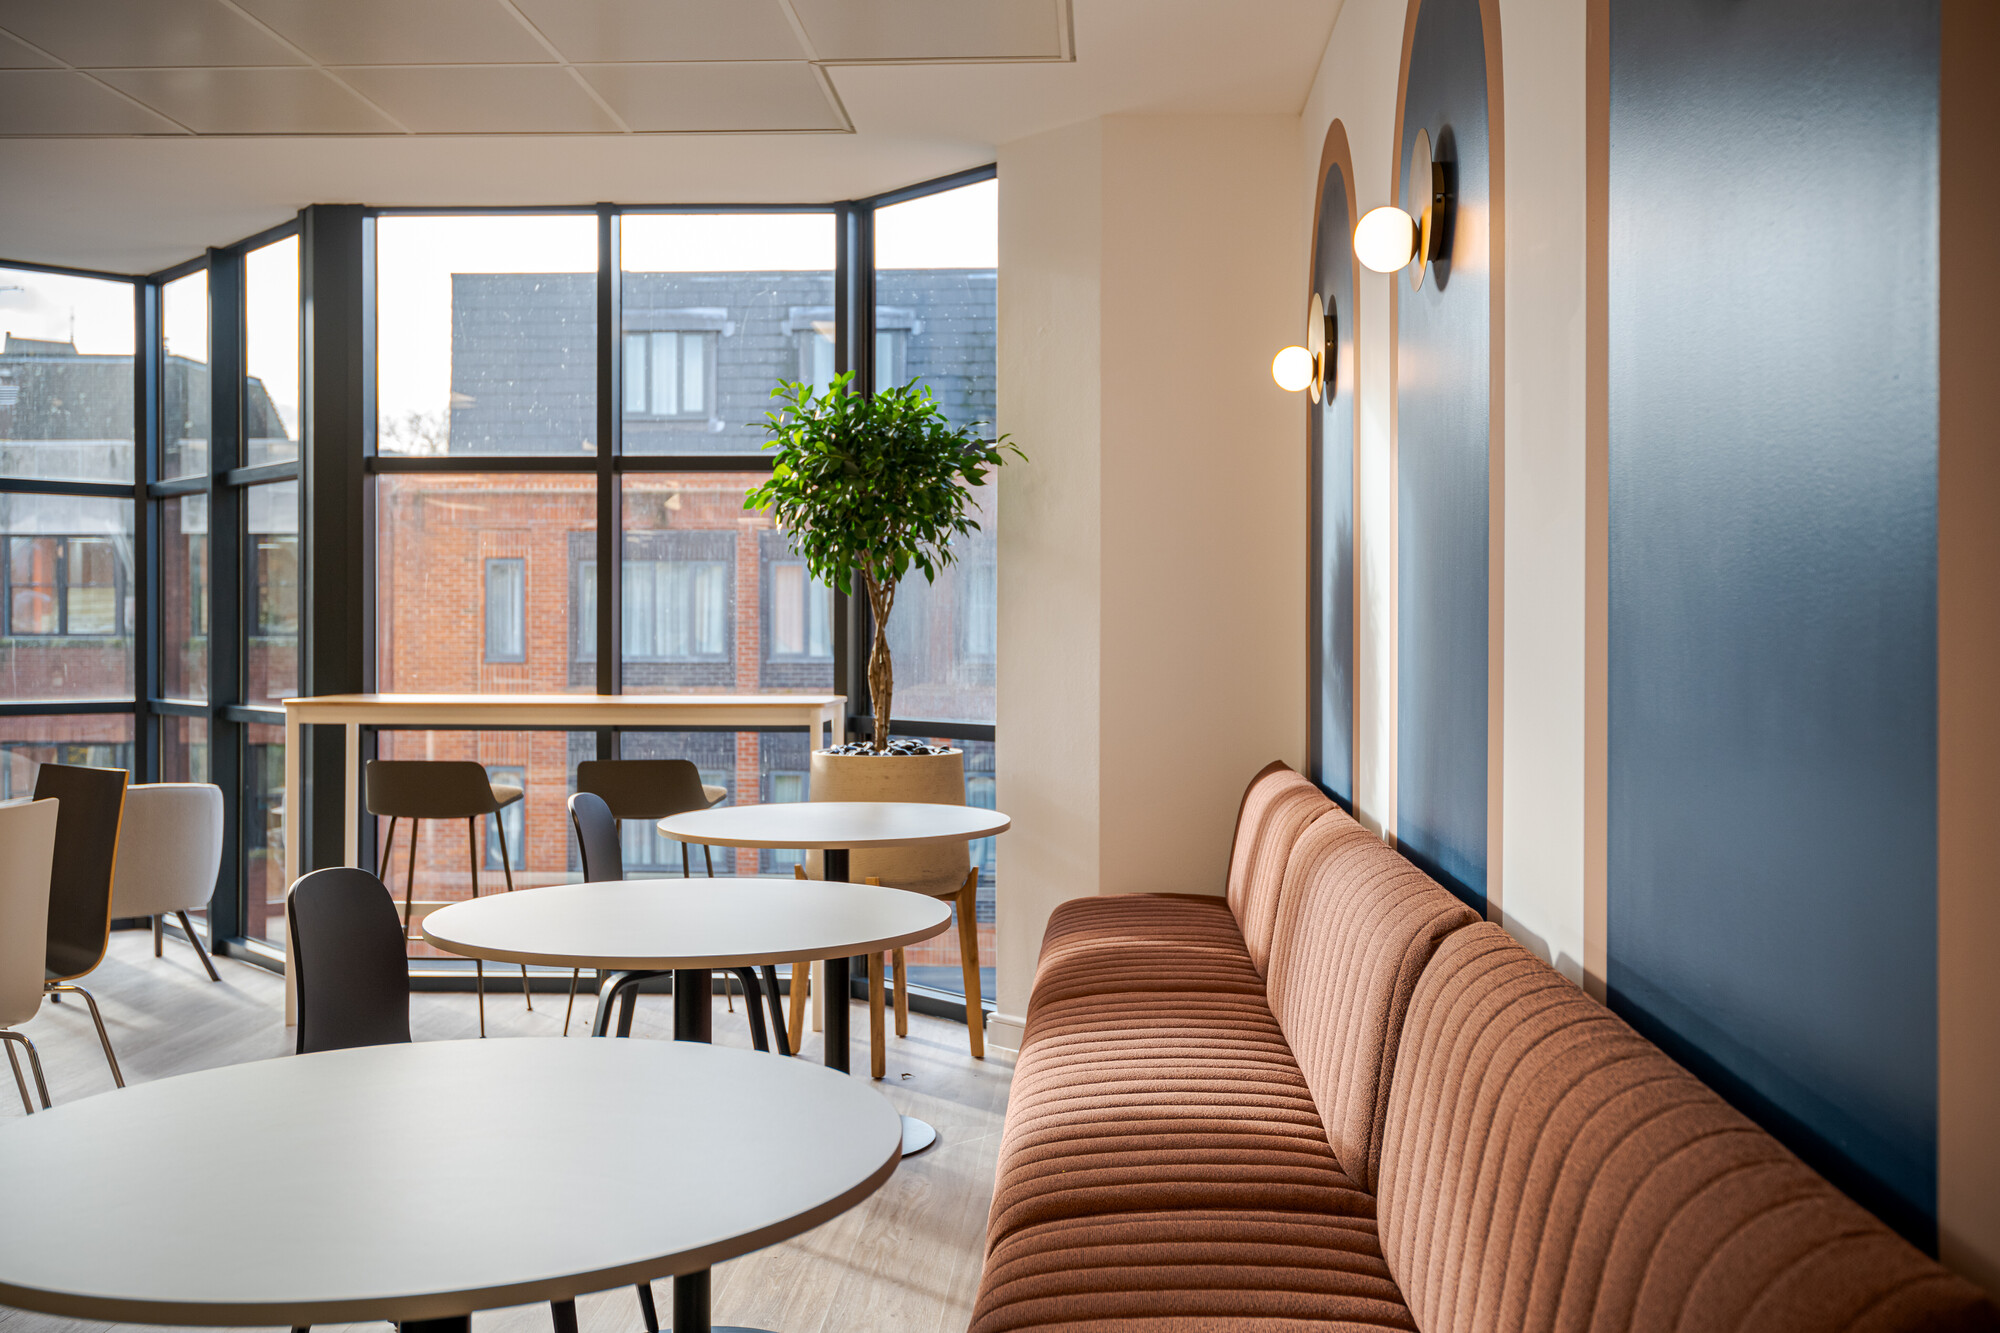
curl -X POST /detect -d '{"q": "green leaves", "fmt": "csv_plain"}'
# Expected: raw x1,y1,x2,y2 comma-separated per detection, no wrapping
743,374,1025,602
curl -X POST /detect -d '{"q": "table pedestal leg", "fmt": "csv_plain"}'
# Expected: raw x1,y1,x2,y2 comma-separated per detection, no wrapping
674,969,712,1044
399,1318,469,1333
820,849,935,1156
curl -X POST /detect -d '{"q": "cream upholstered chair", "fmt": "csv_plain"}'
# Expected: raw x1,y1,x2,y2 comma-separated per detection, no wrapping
109,783,225,982
1,797,60,1113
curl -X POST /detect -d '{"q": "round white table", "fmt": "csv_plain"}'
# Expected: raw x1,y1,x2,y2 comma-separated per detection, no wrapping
423,878,952,1042
0,1038,900,1333
655,802,1011,1155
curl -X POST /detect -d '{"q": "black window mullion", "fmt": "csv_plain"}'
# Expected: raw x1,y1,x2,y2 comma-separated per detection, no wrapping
594,206,621,707
207,244,245,944
135,276,160,781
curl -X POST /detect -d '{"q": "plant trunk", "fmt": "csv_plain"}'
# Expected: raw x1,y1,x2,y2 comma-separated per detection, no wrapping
864,572,897,752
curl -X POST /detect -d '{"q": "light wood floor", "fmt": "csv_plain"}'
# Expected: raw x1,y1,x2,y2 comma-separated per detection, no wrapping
0,930,1012,1333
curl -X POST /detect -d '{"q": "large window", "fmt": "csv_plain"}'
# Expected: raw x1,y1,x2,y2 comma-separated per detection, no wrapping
0,264,135,486
0,495,133,701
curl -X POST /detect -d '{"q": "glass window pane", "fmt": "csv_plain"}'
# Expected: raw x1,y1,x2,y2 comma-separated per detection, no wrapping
162,268,210,480
245,720,286,943
484,556,526,662
245,236,300,467
376,214,598,457
161,493,208,700
620,213,835,455
246,480,297,705
623,333,647,415
161,714,209,784
0,713,134,801
0,493,133,701
871,180,1000,727
377,473,594,692
0,264,135,484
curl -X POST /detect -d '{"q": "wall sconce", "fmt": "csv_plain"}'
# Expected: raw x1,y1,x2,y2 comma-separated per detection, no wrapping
1271,293,1337,400
1353,127,1451,289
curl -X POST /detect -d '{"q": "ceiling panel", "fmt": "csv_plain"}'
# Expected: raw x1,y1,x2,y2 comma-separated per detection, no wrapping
95,67,402,134
0,70,185,135
791,0,1065,62
235,0,554,66
0,0,305,68
334,66,621,133
511,0,803,63
0,30,56,67
578,61,841,133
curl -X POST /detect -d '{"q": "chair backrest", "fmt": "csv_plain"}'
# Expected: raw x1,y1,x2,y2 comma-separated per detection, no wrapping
365,760,507,819
1375,923,1996,1333
287,867,412,1055
1222,760,1336,976
569,791,623,883
0,799,59,1028
32,763,128,983
108,783,225,919
576,759,712,821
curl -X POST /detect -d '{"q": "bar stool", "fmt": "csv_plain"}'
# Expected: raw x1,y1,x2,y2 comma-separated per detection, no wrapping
365,760,530,1038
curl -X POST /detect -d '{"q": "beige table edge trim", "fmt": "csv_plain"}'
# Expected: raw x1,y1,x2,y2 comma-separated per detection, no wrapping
280,694,845,1025
0,1146,899,1327
654,812,1013,851
421,911,952,973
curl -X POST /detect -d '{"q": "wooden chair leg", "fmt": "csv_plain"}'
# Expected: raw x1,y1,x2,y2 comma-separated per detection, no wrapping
787,865,810,1053
400,818,419,940
869,953,887,1080
956,868,985,1059
893,947,908,1037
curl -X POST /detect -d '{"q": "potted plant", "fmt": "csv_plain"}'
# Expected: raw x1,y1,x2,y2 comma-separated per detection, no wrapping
746,373,1022,891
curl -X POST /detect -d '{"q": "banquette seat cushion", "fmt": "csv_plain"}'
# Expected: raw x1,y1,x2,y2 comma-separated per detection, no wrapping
973,763,1998,1333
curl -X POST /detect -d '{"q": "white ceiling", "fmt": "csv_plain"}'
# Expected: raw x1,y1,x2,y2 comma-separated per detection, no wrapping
0,0,1342,274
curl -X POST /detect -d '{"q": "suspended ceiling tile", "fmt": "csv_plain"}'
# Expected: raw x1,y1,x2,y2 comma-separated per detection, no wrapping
94,67,403,134
578,62,841,133
0,30,58,67
333,65,621,133
233,0,555,66
511,0,803,63
0,69,186,134
790,0,1066,61
0,0,305,68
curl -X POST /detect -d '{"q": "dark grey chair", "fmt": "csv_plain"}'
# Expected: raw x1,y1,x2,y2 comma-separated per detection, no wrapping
365,759,530,1037
285,866,577,1333
566,790,787,1056
33,762,128,1090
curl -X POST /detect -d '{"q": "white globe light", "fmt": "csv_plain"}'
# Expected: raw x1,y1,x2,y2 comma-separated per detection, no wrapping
1353,206,1418,273
1271,345,1314,393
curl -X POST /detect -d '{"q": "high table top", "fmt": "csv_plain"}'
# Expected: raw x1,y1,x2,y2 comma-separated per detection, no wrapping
658,801,1011,850
0,1040,900,1326
423,878,951,970
282,692,842,714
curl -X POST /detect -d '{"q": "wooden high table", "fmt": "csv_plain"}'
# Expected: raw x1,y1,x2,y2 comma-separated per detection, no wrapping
280,693,846,889
0,1038,901,1333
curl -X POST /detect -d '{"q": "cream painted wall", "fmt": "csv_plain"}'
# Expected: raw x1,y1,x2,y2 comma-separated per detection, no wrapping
990,113,1303,1051
1298,0,1590,981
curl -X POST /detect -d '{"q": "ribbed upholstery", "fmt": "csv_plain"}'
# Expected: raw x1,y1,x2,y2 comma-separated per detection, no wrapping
1029,894,1264,1008
1375,924,1999,1333
1224,761,1338,976
974,1210,1415,1333
1265,806,1479,1193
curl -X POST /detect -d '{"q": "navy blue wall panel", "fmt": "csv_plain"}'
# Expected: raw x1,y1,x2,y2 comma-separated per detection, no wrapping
1396,0,1491,910
1607,0,1939,1242
1312,161,1356,807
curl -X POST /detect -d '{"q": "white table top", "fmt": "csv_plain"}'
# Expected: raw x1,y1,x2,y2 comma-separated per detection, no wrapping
423,878,952,970
0,1040,900,1326
657,801,1011,850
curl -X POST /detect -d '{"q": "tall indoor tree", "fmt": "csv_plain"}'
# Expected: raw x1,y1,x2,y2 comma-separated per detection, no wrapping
746,373,1022,752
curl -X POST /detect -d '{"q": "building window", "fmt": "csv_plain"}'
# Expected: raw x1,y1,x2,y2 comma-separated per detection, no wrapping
960,559,996,662
484,557,526,662
624,330,713,419
621,768,731,873
4,536,125,636
578,530,734,665
759,769,808,873
484,765,526,871
797,324,910,394
768,560,832,659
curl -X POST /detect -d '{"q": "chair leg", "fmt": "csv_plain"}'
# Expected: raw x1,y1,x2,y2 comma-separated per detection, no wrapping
2,1029,51,1112
703,843,713,877
869,954,887,1081
734,968,769,1052
177,911,222,982
47,985,123,1088
892,947,908,1038
492,814,531,1011
465,820,488,1037
760,965,790,1057
636,1282,660,1333
563,969,581,1036
956,869,985,1059
401,817,420,939
153,914,163,957
787,865,810,1053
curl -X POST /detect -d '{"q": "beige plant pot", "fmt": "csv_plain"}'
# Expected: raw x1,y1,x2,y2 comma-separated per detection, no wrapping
806,747,967,897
